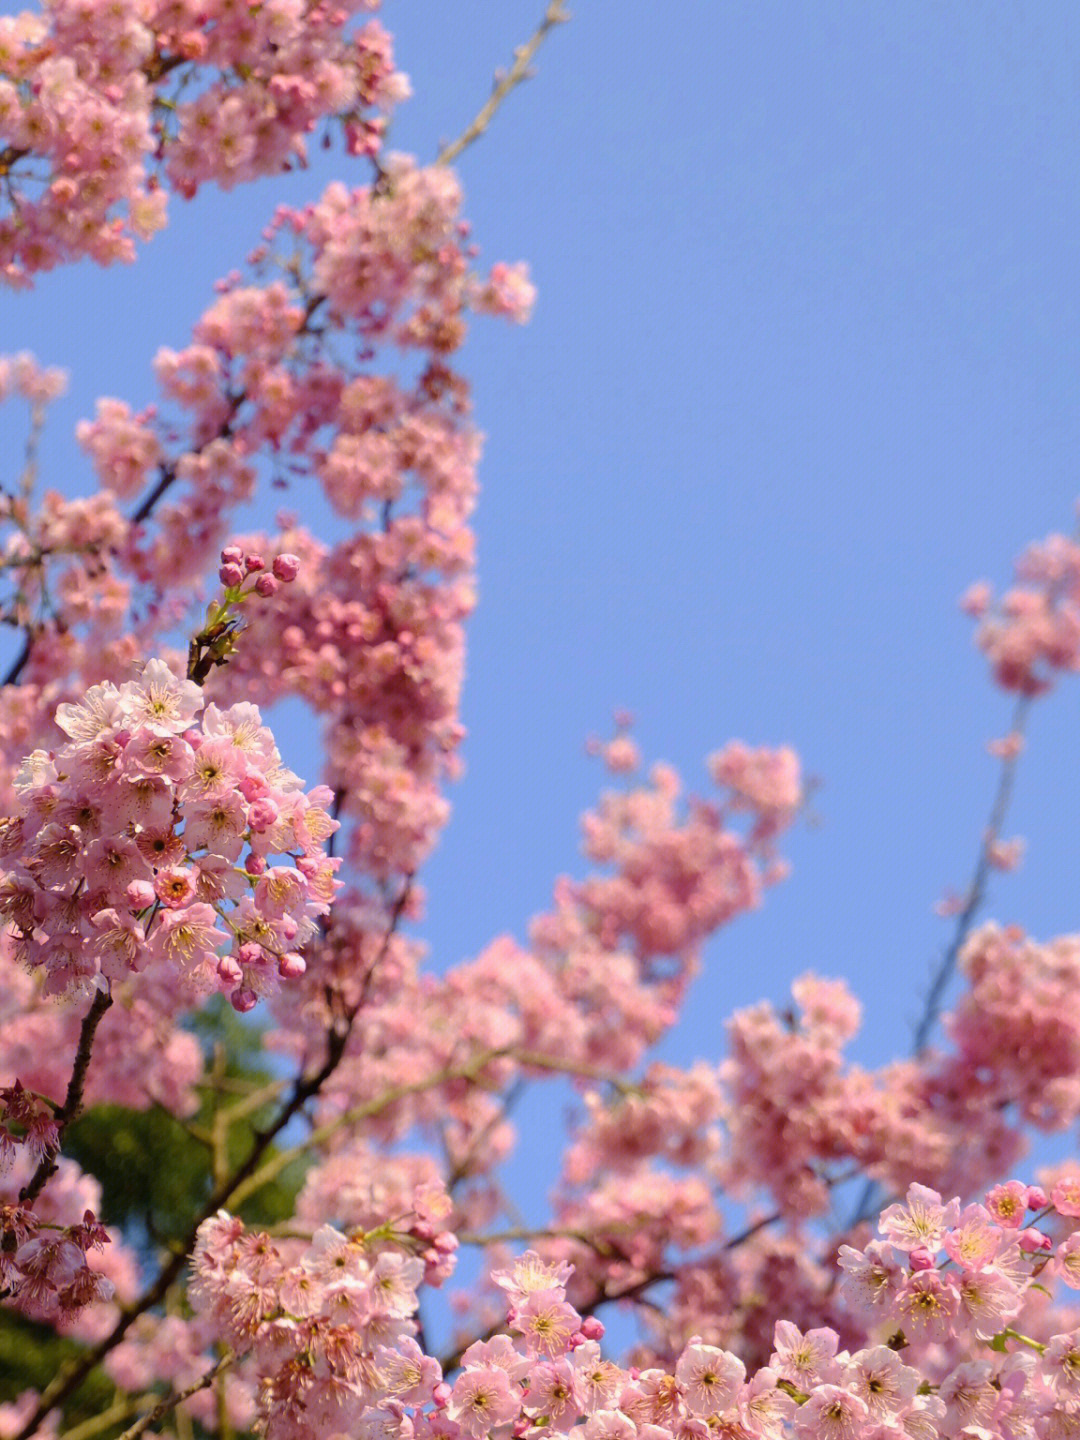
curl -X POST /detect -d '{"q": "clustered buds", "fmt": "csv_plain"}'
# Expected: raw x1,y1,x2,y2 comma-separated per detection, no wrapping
189,549,302,685
0,658,339,1010
218,546,302,599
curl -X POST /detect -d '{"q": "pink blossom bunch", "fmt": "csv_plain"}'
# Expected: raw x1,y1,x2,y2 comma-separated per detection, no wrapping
0,0,409,283
189,1210,430,1440
0,1198,114,1320
0,1148,138,1324
179,1211,1080,1440
966,531,1080,694
0,657,338,1008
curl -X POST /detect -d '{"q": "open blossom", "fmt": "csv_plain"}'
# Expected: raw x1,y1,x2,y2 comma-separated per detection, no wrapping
986,1180,1031,1228
841,1347,919,1422
794,1386,869,1440
878,1183,961,1254
837,1241,904,1316
447,1366,519,1437
510,1289,582,1357
492,1250,575,1307
675,1339,745,1416
769,1321,840,1388
893,1268,961,1341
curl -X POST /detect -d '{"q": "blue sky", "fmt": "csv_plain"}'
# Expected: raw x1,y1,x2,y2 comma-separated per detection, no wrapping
2,3,1079,1183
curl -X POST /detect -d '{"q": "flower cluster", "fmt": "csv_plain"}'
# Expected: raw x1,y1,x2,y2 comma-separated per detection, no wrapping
964,530,1080,694
0,658,338,1008
178,1182,1080,1440
190,1210,431,1440
0,0,409,284
0,1146,134,1324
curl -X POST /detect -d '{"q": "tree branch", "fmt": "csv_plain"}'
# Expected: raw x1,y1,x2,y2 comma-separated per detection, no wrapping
111,1348,234,1440
436,2,570,166
847,693,1031,1227
20,982,113,1207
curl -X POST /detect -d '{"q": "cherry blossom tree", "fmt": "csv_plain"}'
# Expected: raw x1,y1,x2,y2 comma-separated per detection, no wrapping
1,6,1080,1440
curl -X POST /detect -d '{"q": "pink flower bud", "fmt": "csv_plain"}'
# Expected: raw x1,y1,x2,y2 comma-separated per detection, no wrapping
433,1231,458,1254
1027,1186,1048,1210
908,1245,935,1270
248,797,280,831
238,942,265,967
254,574,278,598
245,852,267,875
278,952,306,979
579,1316,605,1340
245,553,265,573
230,987,258,1014
1019,1227,1052,1252
220,546,243,565
217,955,243,985
218,562,244,587
432,1384,452,1410
126,879,155,910
273,552,301,582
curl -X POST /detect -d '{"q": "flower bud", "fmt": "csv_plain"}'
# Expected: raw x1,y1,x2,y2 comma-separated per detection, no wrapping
273,552,301,582
908,1246,935,1270
218,562,244,587
126,879,155,910
245,553,265,573
1019,1227,1052,1252
254,574,279,598
217,955,243,985
1027,1185,1048,1210
248,797,280,831
220,546,243,565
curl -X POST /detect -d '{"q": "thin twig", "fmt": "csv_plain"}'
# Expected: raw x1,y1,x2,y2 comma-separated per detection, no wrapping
912,694,1030,1054
111,1349,234,1440
436,2,570,166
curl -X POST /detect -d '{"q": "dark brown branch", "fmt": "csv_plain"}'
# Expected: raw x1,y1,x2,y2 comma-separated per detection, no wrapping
20,983,113,1207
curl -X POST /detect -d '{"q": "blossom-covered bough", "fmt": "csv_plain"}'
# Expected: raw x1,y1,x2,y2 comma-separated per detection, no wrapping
1,5,1080,1440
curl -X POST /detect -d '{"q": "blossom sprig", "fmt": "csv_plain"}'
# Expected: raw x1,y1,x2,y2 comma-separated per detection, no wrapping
0,655,339,1010
187,545,301,685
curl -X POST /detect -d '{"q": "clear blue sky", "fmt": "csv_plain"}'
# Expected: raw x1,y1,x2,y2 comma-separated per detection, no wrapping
3,4,1079,1166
